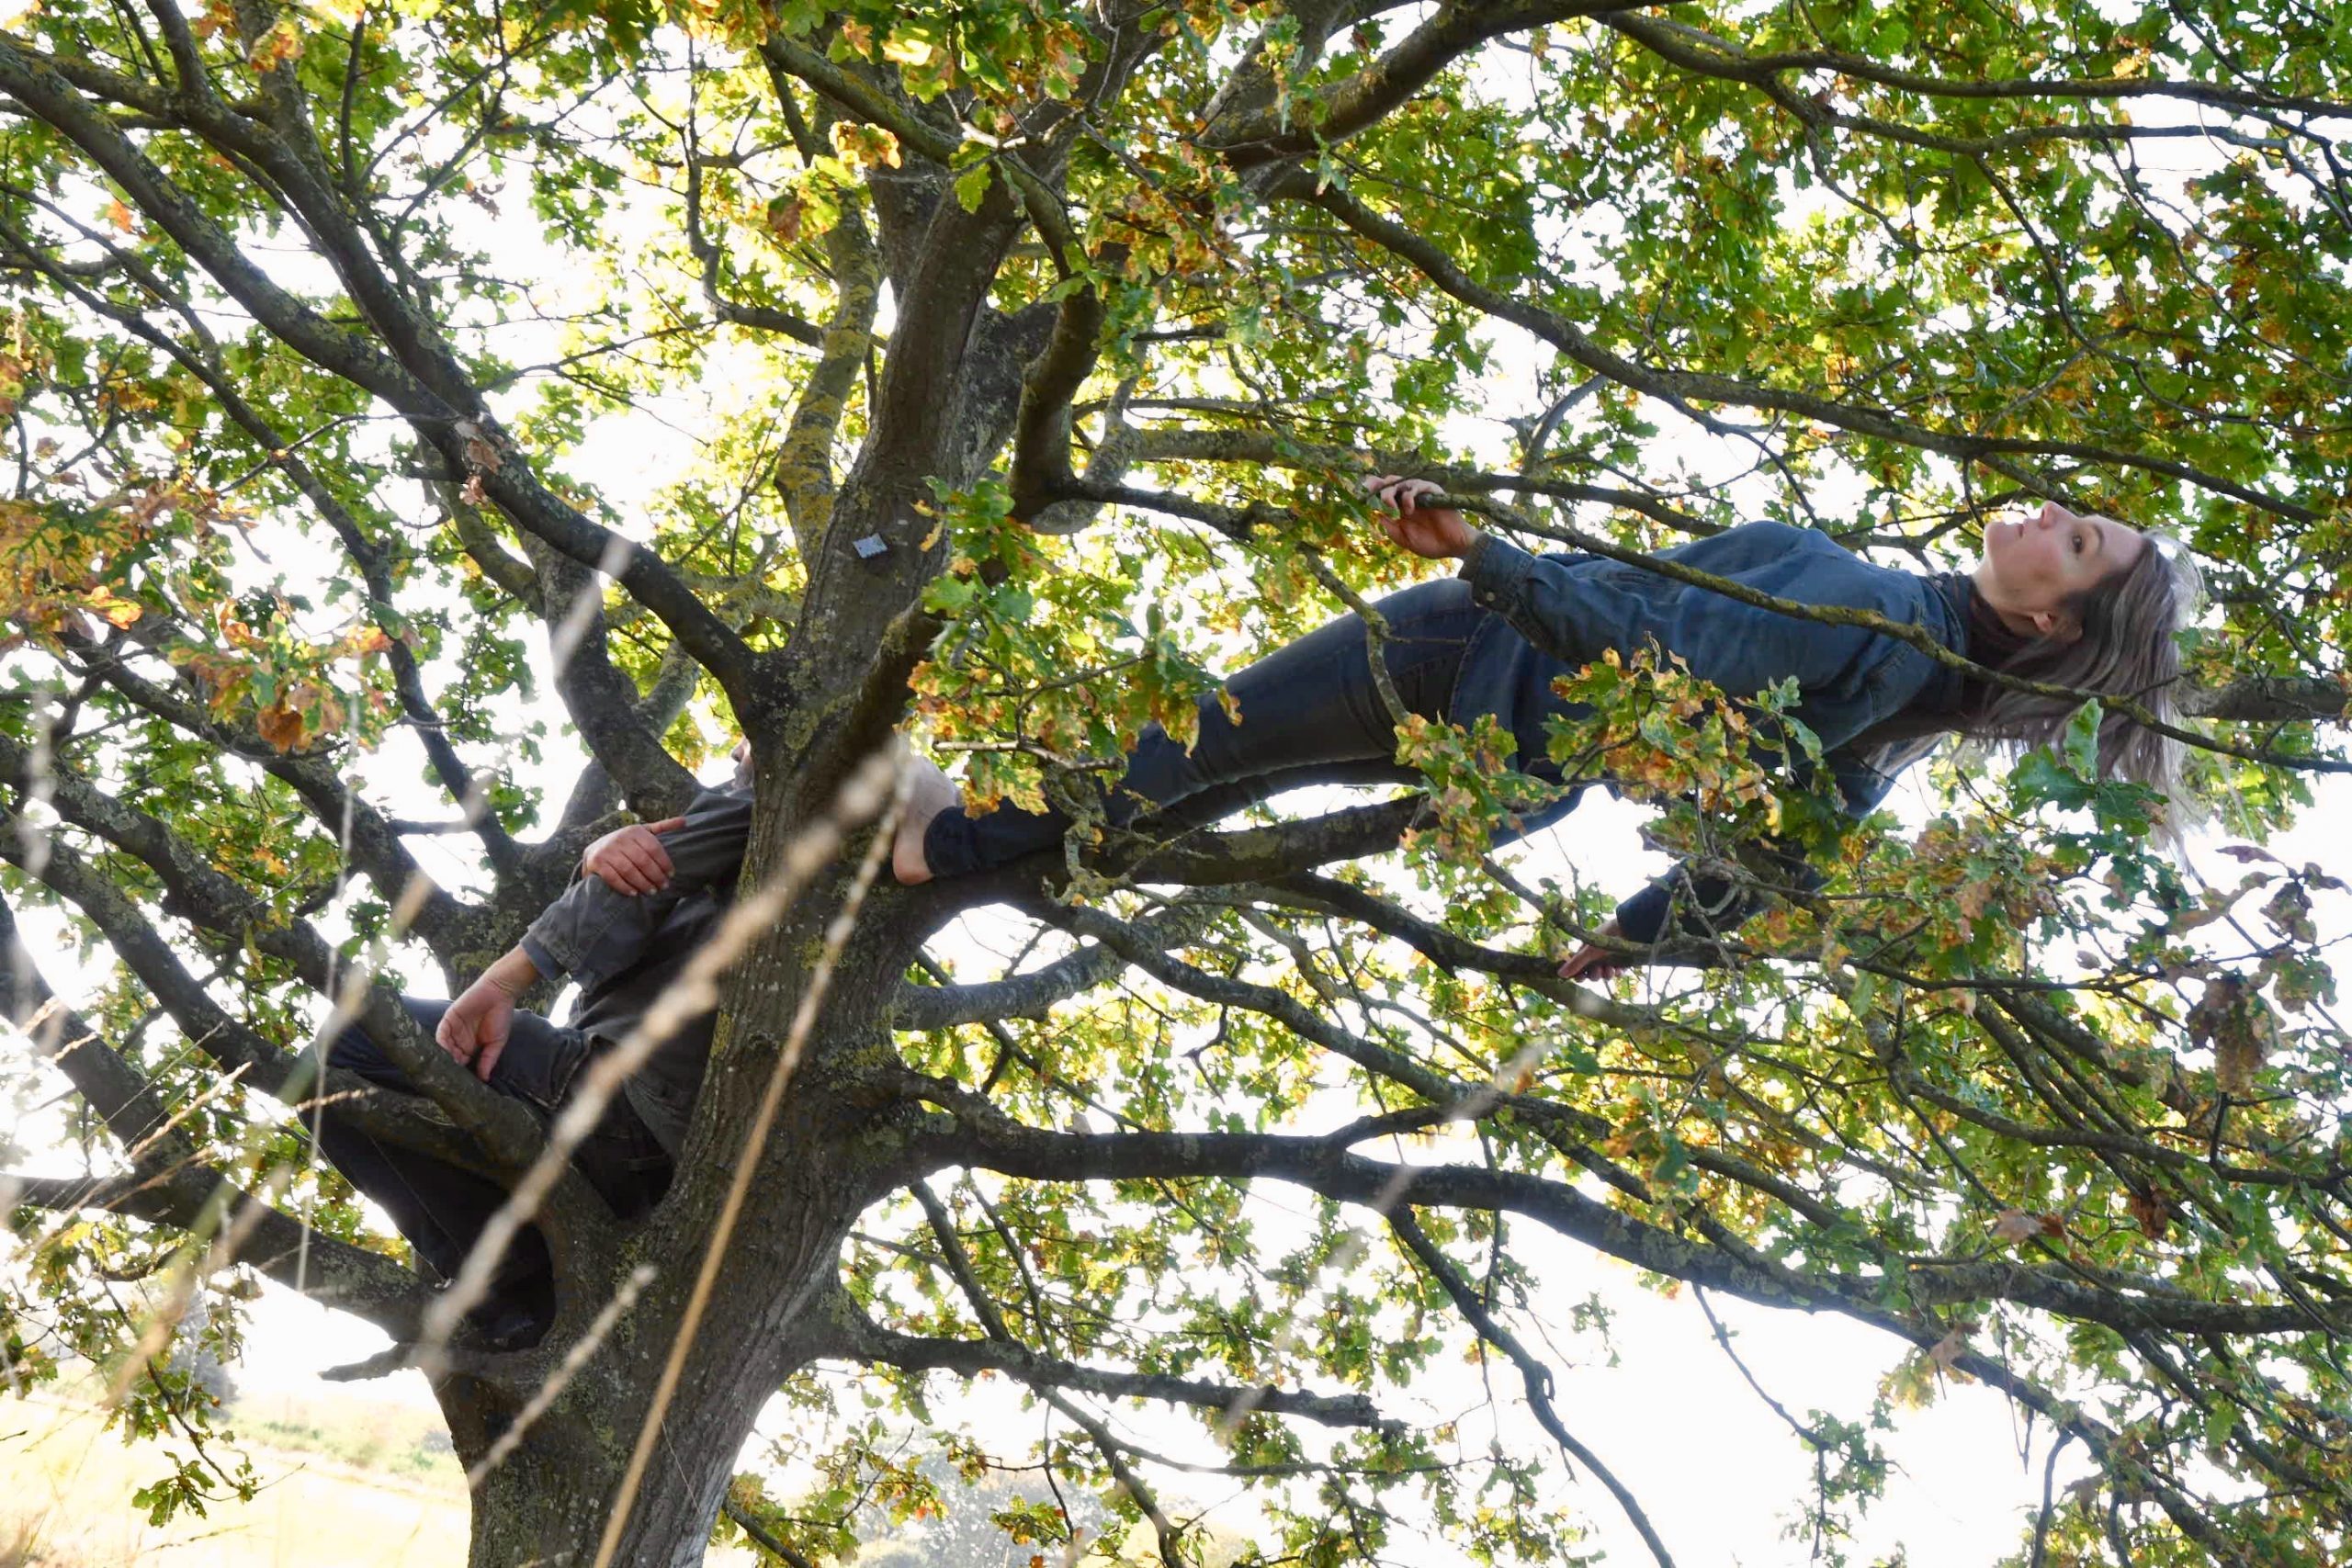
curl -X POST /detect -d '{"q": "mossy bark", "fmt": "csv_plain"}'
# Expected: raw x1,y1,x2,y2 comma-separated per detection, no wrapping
440,865,916,1566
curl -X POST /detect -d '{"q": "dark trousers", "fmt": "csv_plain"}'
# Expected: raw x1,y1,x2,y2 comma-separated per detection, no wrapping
925,577,1530,876
315,997,671,1299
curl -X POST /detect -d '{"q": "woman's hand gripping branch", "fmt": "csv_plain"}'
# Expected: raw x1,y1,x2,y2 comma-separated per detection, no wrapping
1556,920,1631,985
1365,475,1480,559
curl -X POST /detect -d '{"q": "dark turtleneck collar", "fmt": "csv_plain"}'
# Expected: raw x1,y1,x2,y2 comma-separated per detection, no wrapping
1925,570,2031,670
1962,574,2032,667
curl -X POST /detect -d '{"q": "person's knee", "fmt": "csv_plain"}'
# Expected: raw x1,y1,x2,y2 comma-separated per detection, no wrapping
1375,575,1475,627
325,1021,398,1080
324,996,447,1088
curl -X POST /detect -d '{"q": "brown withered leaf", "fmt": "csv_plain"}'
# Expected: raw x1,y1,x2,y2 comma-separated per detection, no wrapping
2126,1189,2176,1239
454,418,503,473
2262,881,2317,943
767,193,806,244
458,472,487,507
255,700,308,753
2190,974,2277,1096
1990,1209,2064,1244
1927,1321,1976,1378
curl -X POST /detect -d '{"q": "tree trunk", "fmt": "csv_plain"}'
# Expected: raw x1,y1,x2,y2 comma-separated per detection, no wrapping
437,849,914,1565
443,1127,852,1566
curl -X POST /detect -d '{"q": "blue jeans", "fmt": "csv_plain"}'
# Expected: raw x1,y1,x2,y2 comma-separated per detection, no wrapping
923,577,1551,876
315,998,671,1298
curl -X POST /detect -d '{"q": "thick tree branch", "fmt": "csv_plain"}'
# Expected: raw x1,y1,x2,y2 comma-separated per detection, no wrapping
526,541,707,818
1007,258,1109,521
891,901,1222,1030
1207,0,1667,165
476,463,757,706
6,1157,429,1340
138,0,209,95
439,481,542,608
1605,12,2352,122
1115,423,1723,537
924,795,1437,927
1603,12,2266,160
768,173,880,563
551,644,707,837
847,1315,1392,1429
2182,675,2350,725
932,1114,2352,1339
769,173,1033,806
1,811,290,1082
0,891,195,1168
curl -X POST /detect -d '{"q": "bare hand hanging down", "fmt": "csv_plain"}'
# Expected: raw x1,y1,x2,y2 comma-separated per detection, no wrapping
435,945,538,1081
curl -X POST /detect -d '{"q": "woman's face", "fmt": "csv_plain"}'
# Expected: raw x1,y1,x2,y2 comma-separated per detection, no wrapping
1980,500,2145,634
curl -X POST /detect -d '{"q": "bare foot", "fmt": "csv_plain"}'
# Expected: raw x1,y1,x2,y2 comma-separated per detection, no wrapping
892,754,961,885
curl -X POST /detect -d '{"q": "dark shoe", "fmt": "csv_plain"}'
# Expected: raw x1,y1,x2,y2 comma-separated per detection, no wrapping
451,1275,554,1353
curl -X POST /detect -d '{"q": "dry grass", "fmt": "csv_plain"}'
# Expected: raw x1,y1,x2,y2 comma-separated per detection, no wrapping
1,1388,781,1567
0,1391,468,1568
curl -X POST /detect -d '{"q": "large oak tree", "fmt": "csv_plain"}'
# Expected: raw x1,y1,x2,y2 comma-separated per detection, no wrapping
2,1,2348,1563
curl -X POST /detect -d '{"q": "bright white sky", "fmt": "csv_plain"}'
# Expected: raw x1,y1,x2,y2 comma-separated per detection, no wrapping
6,18,2350,1565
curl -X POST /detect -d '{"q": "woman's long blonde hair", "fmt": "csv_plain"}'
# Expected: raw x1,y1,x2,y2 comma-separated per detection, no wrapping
1962,530,2204,826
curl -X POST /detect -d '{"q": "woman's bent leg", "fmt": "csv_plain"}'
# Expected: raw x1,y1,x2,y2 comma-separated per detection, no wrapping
924,578,1485,876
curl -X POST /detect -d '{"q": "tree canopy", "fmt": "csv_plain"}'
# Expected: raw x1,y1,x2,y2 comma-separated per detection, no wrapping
1,1,2348,1564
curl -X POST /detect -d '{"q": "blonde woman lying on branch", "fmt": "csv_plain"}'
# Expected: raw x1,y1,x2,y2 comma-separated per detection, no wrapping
890,479,2199,981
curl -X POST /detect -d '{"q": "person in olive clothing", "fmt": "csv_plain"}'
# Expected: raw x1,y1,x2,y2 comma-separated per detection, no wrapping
316,747,754,1348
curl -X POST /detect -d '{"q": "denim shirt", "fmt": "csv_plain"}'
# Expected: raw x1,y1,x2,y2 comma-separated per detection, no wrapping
1455,522,1969,943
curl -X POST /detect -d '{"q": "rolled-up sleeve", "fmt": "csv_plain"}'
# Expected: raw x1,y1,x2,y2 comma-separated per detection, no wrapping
522,786,754,986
